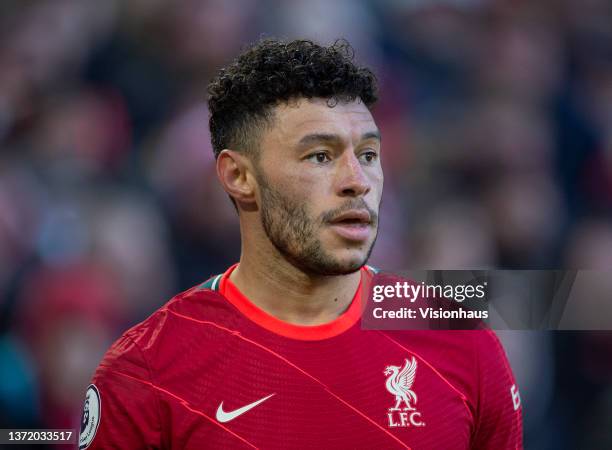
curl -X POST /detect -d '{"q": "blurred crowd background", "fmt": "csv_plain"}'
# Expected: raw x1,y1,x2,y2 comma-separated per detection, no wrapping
0,0,611,448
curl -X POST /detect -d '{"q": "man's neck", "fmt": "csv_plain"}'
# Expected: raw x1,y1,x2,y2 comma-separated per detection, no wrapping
229,250,362,326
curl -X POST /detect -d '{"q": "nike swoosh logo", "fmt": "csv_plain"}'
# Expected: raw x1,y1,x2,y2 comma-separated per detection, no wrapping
216,393,275,423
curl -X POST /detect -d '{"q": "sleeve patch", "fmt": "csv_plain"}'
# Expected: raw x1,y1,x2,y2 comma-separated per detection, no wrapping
510,384,521,411
79,384,101,449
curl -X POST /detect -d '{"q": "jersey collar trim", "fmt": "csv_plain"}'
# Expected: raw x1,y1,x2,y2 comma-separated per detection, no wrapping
218,264,370,341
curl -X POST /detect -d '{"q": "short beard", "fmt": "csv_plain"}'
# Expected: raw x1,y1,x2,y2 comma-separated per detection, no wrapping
258,175,378,276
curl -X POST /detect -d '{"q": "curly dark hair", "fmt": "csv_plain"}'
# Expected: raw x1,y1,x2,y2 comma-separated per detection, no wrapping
207,38,378,159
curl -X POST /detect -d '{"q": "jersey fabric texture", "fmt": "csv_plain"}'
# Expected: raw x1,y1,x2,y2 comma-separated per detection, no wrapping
81,264,523,449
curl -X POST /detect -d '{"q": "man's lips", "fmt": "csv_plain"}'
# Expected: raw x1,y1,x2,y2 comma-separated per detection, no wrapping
329,210,372,225
328,210,372,241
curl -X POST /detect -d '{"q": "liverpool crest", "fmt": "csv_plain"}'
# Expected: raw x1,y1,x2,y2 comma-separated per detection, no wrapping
384,357,425,427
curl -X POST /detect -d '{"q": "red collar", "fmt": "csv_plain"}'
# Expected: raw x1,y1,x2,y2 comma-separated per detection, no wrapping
219,264,370,341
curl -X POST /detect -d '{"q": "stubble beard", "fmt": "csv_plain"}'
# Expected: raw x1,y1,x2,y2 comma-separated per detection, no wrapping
258,178,378,276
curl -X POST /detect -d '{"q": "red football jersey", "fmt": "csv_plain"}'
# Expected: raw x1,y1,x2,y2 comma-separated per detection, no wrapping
79,265,522,449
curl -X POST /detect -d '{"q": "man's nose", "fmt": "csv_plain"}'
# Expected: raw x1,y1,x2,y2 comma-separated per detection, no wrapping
336,152,371,197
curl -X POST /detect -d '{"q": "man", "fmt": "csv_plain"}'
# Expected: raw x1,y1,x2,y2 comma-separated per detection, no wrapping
79,39,522,449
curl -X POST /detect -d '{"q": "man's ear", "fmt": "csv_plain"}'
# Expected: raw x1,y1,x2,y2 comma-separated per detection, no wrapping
216,149,258,207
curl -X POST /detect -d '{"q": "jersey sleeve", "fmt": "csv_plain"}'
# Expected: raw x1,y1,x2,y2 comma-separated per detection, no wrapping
471,330,523,450
78,332,161,449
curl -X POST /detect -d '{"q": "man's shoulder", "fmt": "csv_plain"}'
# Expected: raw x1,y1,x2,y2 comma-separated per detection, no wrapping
104,277,233,365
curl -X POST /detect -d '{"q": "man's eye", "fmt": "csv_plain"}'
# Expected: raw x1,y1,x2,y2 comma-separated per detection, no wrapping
359,151,378,163
307,152,330,163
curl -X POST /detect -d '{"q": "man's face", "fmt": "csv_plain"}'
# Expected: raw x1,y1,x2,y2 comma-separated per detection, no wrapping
253,98,383,276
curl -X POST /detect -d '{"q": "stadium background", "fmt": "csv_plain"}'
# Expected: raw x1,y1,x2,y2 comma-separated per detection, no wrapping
0,0,611,448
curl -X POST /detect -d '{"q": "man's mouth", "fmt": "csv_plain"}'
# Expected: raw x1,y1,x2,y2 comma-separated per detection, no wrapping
330,210,372,225
328,210,372,242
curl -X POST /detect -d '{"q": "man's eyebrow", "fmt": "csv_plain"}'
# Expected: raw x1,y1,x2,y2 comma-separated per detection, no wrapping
296,130,381,147
297,133,342,147
362,130,381,142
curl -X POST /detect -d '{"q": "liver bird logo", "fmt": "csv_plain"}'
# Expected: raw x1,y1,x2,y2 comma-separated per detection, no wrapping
384,357,418,411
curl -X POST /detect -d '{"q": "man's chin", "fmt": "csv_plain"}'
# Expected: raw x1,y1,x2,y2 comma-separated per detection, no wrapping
321,264,363,276
313,241,377,275
307,254,369,276
275,234,376,277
